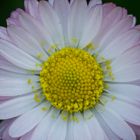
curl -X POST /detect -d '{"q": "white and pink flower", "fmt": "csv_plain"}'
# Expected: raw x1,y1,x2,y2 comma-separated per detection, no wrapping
0,0,140,140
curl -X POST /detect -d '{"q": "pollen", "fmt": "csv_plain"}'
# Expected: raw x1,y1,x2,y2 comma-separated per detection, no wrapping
40,48,104,113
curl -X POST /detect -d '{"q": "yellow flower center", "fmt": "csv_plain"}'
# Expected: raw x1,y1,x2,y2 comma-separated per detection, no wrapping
40,48,104,113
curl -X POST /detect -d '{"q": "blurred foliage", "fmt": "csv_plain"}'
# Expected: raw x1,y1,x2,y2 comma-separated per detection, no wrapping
0,0,139,26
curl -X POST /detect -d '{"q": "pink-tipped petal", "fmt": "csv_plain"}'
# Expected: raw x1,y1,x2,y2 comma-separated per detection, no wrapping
24,0,39,18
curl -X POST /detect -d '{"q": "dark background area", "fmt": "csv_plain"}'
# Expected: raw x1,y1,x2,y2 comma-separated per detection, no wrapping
0,0,140,26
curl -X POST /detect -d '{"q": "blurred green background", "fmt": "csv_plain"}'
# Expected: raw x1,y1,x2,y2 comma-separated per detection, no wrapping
0,0,139,26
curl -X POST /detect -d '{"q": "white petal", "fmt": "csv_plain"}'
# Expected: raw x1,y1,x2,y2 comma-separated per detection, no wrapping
111,45,140,72
0,70,40,96
7,25,48,61
6,9,23,26
47,113,68,140
70,113,92,140
7,18,19,26
107,83,140,102
0,69,39,80
80,5,102,47
0,39,41,71
102,3,116,18
20,129,34,140
84,110,105,140
9,102,51,138
0,56,29,74
112,64,140,82
89,0,102,8
68,0,87,47
31,109,60,140
105,97,140,125
94,6,124,49
18,11,53,48
53,0,70,45
0,80,40,96
94,110,121,140
99,15,135,52
96,104,136,140
66,118,74,140
48,0,54,5
0,27,10,41
24,0,39,18
101,6,126,29
0,94,39,119
99,29,140,59
39,1,64,48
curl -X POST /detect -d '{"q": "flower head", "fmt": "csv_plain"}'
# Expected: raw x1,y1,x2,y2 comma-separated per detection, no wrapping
0,0,140,140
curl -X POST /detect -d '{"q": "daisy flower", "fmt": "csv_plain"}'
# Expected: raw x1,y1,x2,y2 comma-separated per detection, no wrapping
0,0,140,139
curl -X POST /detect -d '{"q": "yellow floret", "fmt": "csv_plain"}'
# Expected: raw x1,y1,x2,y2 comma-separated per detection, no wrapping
40,48,104,113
